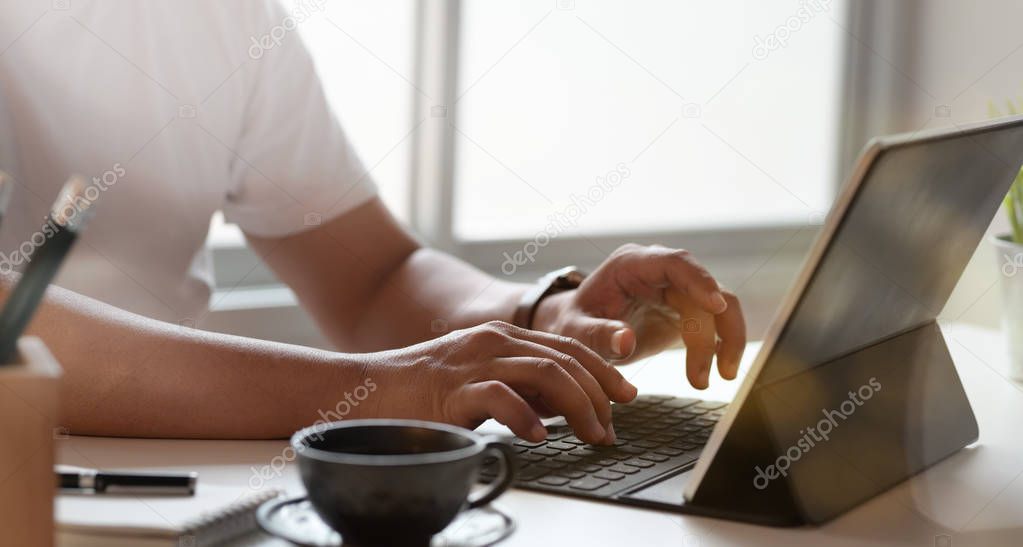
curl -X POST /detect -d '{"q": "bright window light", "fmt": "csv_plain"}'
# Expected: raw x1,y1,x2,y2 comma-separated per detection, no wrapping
454,0,846,240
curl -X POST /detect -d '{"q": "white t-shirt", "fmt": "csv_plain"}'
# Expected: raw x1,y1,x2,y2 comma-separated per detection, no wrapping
0,0,375,323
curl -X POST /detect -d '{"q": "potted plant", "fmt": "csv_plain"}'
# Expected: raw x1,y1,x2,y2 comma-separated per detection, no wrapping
990,101,1023,379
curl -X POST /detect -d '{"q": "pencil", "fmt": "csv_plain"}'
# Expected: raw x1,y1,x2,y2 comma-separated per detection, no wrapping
0,176,94,364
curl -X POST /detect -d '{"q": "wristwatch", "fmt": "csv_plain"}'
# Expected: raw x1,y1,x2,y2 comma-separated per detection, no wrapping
513,266,587,329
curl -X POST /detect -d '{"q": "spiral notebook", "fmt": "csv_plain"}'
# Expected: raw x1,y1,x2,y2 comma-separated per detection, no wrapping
56,485,282,547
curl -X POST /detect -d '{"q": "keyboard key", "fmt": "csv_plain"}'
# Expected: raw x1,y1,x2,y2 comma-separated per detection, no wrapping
517,466,547,481
595,458,618,467
570,478,610,491
537,461,567,470
618,446,645,455
573,448,598,457
518,453,544,463
547,442,577,451
654,447,685,457
632,440,660,449
607,452,633,461
532,447,560,457
539,476,571,487
563,436,588,445
650,433,677,443
512,446,528,454
558,469,587,479
644,394,673,401
640,453,669,463
609,464,639,475
623,458,654,469
664,398,699,409
545,427,573,440
514,440,547,448
594,470,626,481
553,453,582,464
578,464,601,473
696,401,728,410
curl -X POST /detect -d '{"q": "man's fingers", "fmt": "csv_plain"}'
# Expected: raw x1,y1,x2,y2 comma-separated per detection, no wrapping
714,291,746,379
609,245,726,315
659,250,727,314
503,324,637,403
562,315,636,361
456,381,546,442
494,356,610,444
500,339,613,429
668,290,717,389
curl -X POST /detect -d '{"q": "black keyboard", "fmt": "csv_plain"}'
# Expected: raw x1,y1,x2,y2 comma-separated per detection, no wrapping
480,395,726,499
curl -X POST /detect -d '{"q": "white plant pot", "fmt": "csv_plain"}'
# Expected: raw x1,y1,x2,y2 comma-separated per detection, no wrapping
993,234,1023,380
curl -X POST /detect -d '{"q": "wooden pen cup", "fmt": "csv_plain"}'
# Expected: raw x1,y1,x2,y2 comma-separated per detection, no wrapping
0,337,62,547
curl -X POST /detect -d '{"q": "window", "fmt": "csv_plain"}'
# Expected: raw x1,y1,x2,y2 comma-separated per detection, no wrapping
454,0,847,239
208,0,857,342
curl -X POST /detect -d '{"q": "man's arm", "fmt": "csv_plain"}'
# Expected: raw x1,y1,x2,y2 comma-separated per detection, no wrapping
246,197,746,389
245,197,527,352
17,278,373,438
25,255,630,444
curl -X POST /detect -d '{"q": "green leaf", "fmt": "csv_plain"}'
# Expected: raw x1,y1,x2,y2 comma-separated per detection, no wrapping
993,97,1023,243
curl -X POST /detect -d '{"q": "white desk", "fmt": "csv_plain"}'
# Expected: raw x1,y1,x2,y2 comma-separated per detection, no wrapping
57,323,1023,546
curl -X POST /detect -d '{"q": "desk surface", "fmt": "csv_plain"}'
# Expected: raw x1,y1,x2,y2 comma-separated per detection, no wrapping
57,323,1023,546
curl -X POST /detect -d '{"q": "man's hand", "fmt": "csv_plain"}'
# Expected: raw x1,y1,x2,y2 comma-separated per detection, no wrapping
532,244,746,389
369,321,637,444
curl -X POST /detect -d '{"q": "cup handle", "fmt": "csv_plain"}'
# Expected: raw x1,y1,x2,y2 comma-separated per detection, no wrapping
467,438,517,509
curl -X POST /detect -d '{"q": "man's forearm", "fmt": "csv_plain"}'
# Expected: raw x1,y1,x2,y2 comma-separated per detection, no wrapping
19,281,377,438
336,247,528,351
244,198,532,353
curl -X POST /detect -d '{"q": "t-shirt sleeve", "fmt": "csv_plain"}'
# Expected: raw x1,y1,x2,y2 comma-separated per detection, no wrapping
222,0,376,237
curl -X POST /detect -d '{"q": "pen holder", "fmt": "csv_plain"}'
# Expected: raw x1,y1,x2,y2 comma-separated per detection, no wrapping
0,337,62,547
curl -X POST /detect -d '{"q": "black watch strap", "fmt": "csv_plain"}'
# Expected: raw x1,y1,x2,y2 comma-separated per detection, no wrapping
512,266,586,329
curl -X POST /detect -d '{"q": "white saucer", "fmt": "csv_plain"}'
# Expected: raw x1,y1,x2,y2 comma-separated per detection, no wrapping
256,496,515,547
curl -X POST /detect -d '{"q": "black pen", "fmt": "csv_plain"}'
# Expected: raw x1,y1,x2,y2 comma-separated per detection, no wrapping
57,465,198,496
0,176,93,364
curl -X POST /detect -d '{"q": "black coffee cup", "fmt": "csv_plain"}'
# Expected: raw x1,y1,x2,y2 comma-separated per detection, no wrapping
291,419,516,546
